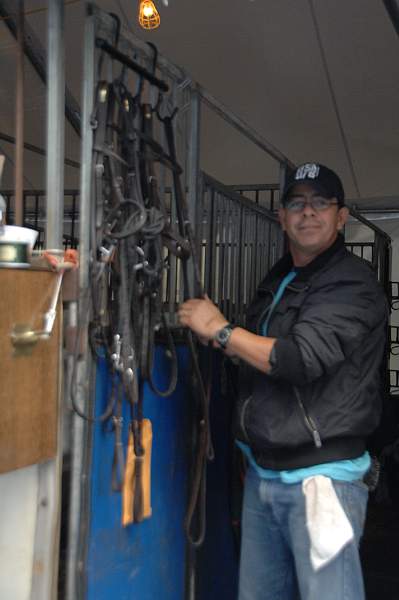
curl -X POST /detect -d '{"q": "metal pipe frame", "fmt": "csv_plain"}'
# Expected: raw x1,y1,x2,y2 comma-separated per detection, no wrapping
0,132,80,169
65,5,96,599
14,0,24,226
0,0,81,137
383,0,399,37
45,0,65,249
198,86,295,171
28,4,67,599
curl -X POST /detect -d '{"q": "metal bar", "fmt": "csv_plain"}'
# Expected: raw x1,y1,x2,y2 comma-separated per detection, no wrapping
34,193,39,229
14,0,24,226
70,192,77,246
0,132,80,168
0,0,81,137
203,173,279,221
65,7,96,600
90,3,186,83
199,87,295,170
237,204,244,323
207,186,216,300
247,213,254,306
254,213,259,293
270,189,275,211
220,194,228,314
186,87,202,297
30,4,65,599
279,162,287,205
228,201,237,323
45,0,65,249
383,0,399,37
31,456,63,600
349,207,391,240
95,38,169,92
229,183,280,192
187,88,202,237
215,194,222,306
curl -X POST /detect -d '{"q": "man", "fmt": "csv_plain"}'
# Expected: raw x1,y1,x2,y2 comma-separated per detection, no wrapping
178,163,388,600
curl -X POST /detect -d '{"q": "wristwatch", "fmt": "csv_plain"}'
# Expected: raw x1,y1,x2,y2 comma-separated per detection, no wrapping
214,324,235,349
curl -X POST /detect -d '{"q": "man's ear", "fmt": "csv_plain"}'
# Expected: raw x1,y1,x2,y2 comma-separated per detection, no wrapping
337,206,349,230
278,207,287,231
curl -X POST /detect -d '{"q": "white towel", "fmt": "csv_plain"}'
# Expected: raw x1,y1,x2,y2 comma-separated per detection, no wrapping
302,475,354,571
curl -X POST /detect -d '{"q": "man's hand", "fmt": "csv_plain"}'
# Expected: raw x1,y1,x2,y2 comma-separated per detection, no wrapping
178,295,276,372
177,295,228,342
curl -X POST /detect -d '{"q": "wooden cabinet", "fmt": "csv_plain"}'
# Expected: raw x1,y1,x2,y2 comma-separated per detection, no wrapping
0,268,61,473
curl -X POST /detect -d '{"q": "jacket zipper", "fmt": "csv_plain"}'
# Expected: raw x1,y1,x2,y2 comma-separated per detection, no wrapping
256,283,321,447
293,386,322,448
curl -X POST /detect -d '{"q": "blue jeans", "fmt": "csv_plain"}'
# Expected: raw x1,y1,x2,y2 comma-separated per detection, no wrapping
238,467,368,600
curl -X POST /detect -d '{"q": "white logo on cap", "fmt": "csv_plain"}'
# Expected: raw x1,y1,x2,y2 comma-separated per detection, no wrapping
295,163,320,180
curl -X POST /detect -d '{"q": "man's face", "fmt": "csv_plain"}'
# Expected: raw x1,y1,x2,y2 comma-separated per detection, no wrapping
278,183,349,264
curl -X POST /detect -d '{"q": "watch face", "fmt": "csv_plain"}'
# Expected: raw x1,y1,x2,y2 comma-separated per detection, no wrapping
216,326,232,347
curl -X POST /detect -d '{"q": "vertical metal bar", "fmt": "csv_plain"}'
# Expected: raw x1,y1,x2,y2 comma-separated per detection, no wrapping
270,189,275,212
35,193,39,230
279,163,286,205
78,8,95,288
237,205,244,324
167,83,178,315
206,184,215,296
268,221,272,270
262,219,267,276
220,193,228,314
248,212,254,309
5,192,11,223
31,3,65,599
247,213,253,307
186,87,201,295
253,213,259,292
215,189,222,303
229,201,238,323
224,194,229,317
65,7,96,600
70,192,77,246
185,130,203,599
188,88,202,200
15,0,24,226
46,0,65,249
197,173,205,292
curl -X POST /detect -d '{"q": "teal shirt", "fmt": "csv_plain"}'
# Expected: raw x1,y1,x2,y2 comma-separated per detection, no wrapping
236,440,370,484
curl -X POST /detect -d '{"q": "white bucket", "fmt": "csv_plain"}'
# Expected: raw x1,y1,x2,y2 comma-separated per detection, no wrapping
0,225,39,249
0,226,39,267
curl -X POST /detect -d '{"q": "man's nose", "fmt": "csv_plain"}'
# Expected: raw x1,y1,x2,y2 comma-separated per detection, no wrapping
301,201,316,215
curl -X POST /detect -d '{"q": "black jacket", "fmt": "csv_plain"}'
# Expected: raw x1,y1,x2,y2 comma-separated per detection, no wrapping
236,235,389,470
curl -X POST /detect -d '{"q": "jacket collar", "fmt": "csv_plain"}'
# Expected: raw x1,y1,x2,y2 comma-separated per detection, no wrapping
259,233,345,289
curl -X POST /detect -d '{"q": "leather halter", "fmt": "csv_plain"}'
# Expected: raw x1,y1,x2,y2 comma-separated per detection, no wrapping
72,36,213,543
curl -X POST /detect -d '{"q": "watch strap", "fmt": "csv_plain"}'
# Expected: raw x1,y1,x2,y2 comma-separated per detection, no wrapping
214,323,236,349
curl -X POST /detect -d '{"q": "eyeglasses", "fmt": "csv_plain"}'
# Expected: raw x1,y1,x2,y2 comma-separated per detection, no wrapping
284,197,339,213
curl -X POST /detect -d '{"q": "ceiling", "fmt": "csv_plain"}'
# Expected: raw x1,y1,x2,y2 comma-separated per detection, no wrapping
1,0,399,212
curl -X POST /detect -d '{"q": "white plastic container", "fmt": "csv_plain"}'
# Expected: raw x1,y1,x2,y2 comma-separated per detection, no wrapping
0,225,39,248
0,226,39,267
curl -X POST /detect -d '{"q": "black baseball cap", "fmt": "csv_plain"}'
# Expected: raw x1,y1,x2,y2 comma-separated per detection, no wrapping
281,163,345,207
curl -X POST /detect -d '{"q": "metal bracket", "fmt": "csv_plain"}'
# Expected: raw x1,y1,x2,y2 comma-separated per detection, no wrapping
10,272,64,353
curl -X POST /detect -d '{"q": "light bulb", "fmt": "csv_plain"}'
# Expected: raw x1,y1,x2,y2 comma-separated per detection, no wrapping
143,4,154,17
138,1,160,29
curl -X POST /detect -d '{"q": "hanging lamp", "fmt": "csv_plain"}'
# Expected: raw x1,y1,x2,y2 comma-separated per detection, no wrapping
138,0,161,30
